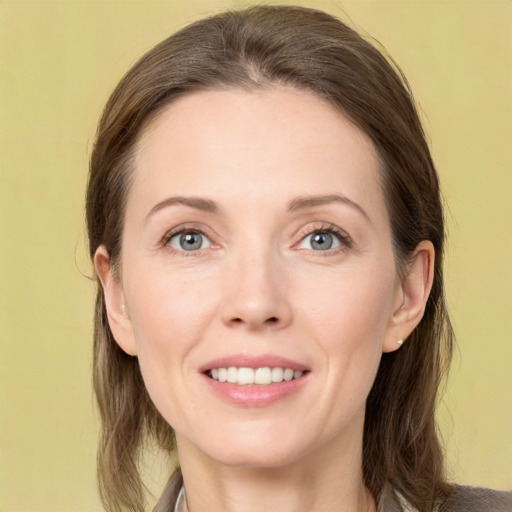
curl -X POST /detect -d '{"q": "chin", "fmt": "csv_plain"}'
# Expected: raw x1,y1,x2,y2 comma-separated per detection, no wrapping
181,426,311,469
211,444,304,469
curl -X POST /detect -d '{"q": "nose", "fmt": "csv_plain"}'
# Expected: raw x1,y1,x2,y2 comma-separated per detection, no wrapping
220,248,292,331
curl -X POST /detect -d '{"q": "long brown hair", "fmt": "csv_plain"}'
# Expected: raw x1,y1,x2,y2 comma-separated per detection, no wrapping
86,5,454,511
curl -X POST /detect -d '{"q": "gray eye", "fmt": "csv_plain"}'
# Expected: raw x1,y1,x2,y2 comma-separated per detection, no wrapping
310,232,333,250
298,231,341,251
169,231,210,251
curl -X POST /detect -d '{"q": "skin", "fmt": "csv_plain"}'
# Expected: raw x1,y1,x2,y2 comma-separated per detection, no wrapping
95,87,434,512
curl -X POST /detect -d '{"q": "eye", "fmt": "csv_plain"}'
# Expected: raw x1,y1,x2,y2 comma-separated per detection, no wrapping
168,230,212,252
297,228,348,251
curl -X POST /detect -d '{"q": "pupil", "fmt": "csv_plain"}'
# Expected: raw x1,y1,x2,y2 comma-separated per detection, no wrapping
180,232,202,251
312,232,333,250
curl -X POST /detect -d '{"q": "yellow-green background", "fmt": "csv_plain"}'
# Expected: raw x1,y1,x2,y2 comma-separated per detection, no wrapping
1,0,510,510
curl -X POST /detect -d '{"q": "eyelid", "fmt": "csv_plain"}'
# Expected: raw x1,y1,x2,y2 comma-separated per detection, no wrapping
159,222,351,255
169,230,212,251
293,223,352,251
161,224,219,255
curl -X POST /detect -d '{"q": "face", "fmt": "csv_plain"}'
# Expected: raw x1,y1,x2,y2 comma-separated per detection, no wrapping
97,87,417,469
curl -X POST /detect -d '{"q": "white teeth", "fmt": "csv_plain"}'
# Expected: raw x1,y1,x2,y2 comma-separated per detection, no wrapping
271,367,284,382
254,367,272,385
227,367,238,383
283,368,294,381
209,366,305,386
237,367,255,385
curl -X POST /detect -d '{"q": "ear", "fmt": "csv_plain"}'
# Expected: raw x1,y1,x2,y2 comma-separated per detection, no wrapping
383,240,435,353
94,245,137,356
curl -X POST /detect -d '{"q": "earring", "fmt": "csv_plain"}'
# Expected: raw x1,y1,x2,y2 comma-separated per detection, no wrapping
397,339,404,346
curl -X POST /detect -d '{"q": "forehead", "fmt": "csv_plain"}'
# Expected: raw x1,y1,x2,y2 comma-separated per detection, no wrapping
130,87,386,222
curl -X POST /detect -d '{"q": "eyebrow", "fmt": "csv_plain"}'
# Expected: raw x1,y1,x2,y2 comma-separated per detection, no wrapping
287,194,372,225
145,193,371,225
145,196,219,223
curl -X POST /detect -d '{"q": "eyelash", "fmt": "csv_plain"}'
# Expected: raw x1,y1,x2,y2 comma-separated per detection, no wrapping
162,225,215,257
294,224,352,253
161,223,352,256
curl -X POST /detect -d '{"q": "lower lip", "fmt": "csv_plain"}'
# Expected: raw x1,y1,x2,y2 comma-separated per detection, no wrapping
202,374,309,407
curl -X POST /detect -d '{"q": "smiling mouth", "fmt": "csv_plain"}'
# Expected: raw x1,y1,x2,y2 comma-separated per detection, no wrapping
207,367,305,386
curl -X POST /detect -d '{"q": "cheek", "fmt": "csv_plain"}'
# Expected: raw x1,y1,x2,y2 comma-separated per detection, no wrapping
123,267,219,402
298,263,396,399
126,263,218,345
299,261,396,345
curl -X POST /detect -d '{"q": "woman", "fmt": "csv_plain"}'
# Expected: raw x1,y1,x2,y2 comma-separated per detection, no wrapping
86,5,511,512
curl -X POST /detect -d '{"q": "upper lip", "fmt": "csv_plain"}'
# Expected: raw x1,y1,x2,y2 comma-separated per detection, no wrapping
200,354,309,373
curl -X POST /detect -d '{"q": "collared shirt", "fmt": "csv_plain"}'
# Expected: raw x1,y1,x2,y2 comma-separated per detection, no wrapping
174,487,187,512
172,486,418,512
168,482,512,512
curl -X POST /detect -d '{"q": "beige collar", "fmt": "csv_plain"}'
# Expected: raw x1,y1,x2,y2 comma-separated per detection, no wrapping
173,486,417,512
174,486,187,512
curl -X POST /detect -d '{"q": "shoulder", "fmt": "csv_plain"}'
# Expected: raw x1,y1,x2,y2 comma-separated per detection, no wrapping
439,485,512,512
380,485,512,512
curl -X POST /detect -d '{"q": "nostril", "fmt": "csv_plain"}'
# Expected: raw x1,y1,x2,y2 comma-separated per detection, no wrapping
230,316,278,325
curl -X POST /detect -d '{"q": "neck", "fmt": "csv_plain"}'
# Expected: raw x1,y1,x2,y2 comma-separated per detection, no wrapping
175,415,376,512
